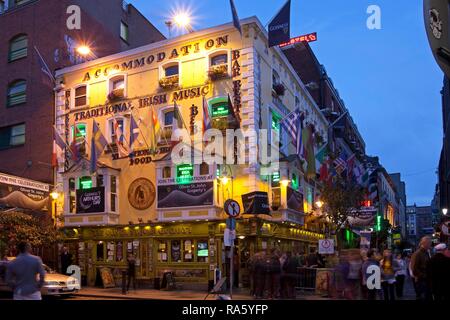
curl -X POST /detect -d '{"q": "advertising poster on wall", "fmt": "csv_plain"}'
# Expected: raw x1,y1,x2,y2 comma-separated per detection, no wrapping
242,191,271,215
0,173,50,211
76,187,105,214
287,187,304,212
157,182,214,208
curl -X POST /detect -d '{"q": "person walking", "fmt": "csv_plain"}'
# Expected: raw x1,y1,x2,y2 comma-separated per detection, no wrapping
411,236,432,300
429,243,450,301
346,250,362,300
380,249,399,301
60,246,73,275
362,249,379,300
5,242,46,300
266,249,281,299
282,251,298,299
394,253,407,298
254,251,266,299
126,253,136,292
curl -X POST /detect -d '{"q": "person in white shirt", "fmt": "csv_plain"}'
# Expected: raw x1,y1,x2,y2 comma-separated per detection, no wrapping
394,253,407,298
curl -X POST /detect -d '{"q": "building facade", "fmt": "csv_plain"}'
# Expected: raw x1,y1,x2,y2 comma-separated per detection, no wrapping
406,205,417,246
0,0,164,184
389,173,407,239
54,18,329,288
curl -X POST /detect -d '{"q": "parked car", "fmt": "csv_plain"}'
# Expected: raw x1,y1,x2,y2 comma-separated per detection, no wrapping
0,257,80,296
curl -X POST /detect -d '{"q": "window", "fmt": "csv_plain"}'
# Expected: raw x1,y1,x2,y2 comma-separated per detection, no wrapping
69,178,76,213
74,85,87,107
71,123,87,143
109,118,124,143
9,35,28,62
183,240,194,262
161,110,174,140
196,240,209,263
157,240,168,262
97,175,104,187
120,21,129,42
273,70,280,86
164,65,179,77
108,75,126,100
7,80,26,107
0,123,25,149
210,53,228,66
162,166,172,179
200,162,209,176
111,176,117,212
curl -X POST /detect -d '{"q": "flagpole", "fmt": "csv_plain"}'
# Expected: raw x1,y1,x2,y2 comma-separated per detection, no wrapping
53,125,75,157
34,46,55,82
130,110,152,153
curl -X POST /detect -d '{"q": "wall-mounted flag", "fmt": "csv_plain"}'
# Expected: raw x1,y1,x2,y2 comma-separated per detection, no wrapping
90,121,108,173
268,0,291,47
229,0,242,36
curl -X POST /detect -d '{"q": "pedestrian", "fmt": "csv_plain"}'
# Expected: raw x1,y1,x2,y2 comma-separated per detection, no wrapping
254,251,266,299
60,246,73,275
266,248,281,299
429,243,450,301
380,249,399,301
306,247,319,267
282,251,298,299
411,236,432,300
248,252,258,297
279,252,288,299
362,249,379,300
394,252,407,298
5,242,46,300
346,250,362,300
126,253,136,292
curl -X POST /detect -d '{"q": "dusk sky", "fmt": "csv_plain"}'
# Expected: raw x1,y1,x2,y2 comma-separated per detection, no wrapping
129,0,443,206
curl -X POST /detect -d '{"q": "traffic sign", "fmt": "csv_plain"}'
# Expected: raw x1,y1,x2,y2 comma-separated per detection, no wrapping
224,199,241,217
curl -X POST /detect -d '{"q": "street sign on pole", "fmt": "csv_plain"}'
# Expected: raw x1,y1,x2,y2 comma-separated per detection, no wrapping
224,199,241,217
318,239,335,254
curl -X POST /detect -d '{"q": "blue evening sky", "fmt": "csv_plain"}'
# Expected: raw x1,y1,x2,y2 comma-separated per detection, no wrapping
129,0,443,206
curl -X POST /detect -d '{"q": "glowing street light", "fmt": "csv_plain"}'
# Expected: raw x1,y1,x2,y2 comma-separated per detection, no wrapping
173,12,194,33
221,176,229,186
280,179,290,187
443,208,448,215
77,45,92,56
315,200,324,209
50,191,60,200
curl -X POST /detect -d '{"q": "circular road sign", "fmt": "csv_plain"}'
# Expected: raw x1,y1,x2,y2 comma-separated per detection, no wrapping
224,199,241,217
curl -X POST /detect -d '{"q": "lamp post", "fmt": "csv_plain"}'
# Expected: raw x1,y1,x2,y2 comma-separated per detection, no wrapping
443,208,448,216
50,190,60,227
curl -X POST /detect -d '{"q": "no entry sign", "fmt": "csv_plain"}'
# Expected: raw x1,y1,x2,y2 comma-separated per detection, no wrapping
224,199,241,217
318,239,335,254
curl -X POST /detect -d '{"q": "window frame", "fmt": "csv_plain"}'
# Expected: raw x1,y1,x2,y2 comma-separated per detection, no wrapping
0,123,26,150
107,116,126,144
120,21,129,43
72,84,88,108
8,34,28,62
159,61,181,87
7,80,27,107
107,74,127,99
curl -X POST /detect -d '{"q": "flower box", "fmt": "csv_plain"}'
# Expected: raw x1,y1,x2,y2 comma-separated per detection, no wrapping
159,75,179,89
208,64,228,81
107,88,124,101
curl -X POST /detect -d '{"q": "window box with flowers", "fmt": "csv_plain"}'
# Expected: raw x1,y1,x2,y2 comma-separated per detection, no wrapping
159,75,179,90
272,83,286,97
208,64,228,81
107,88,125,102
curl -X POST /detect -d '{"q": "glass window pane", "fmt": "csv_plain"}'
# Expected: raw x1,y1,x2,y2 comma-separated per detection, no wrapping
75,86,86,96
113,79,124,90
120,22,129,41
164,111,174,126
211,54,227,66
165,65,179,77
11,124,25,136
9,35,28,61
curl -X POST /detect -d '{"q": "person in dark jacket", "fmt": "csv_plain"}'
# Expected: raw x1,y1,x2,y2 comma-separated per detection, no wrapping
411,236,432,300
254,252,266,299
266,249,281,299
126,253,136,292
282,251,298,299
429,243,450,301
60,246,73,275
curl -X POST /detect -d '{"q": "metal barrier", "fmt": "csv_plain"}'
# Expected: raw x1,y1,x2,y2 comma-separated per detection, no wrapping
296,267,317,291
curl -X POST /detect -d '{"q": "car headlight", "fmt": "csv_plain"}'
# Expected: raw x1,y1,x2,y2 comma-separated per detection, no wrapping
44,281,60,286
67,277,79,285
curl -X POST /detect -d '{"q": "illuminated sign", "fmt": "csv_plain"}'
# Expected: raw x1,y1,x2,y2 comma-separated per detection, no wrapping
176,164,194,184
279,32,318,48
79,177,93,190
211,103,229,117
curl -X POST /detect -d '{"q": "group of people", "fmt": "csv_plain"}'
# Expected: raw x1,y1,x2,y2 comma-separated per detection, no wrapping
248,248,324,299
332,236,450,301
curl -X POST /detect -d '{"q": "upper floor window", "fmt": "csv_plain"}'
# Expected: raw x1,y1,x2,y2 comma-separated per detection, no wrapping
71,123,87,143
9,34,28,62
0,123,25,149
165,65,179,77
200,162,210,176
74,85,87,107
163,166,172,178
211,53,228,66
109,118,125,143
108,75,126,101
160,109,174,141
7,80,26,107
120,21,129,42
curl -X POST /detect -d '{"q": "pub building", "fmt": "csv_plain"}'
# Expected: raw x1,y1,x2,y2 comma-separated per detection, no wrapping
54,17,328,289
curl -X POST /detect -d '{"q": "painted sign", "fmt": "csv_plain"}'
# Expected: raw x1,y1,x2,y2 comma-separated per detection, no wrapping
76,187,105,214
241,191,271,215
347,207,377,227
0,173,50,211
157,182,214,208
128,178,156,210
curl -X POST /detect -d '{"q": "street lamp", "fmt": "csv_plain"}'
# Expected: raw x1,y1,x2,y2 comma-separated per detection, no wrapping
443,208,448,216
173,11,194,33
50,191,60,200
77,45,91,56
315,200,324,209
280,179,290,188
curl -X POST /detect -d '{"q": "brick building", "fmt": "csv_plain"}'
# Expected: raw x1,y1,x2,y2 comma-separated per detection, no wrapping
0,0,164,184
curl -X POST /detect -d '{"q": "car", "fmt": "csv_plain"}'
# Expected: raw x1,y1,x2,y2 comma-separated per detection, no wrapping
0,257,80,296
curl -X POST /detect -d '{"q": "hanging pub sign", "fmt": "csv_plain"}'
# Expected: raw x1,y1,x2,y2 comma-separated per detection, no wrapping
157,182,214,209
287,187,304,213
76,187,105,214
347,206,377,227
241,191,271,215
268,0,291,47
0,173,50,211
424,0,450,77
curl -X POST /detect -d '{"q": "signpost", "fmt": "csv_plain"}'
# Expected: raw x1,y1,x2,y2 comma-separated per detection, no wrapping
223,199,240,299
318,239,335,255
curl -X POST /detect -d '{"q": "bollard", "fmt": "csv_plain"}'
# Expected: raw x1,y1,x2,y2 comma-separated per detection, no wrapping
122,270,127,295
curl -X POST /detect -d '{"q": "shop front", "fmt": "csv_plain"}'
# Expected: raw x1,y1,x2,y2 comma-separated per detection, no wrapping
61,218,324,290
